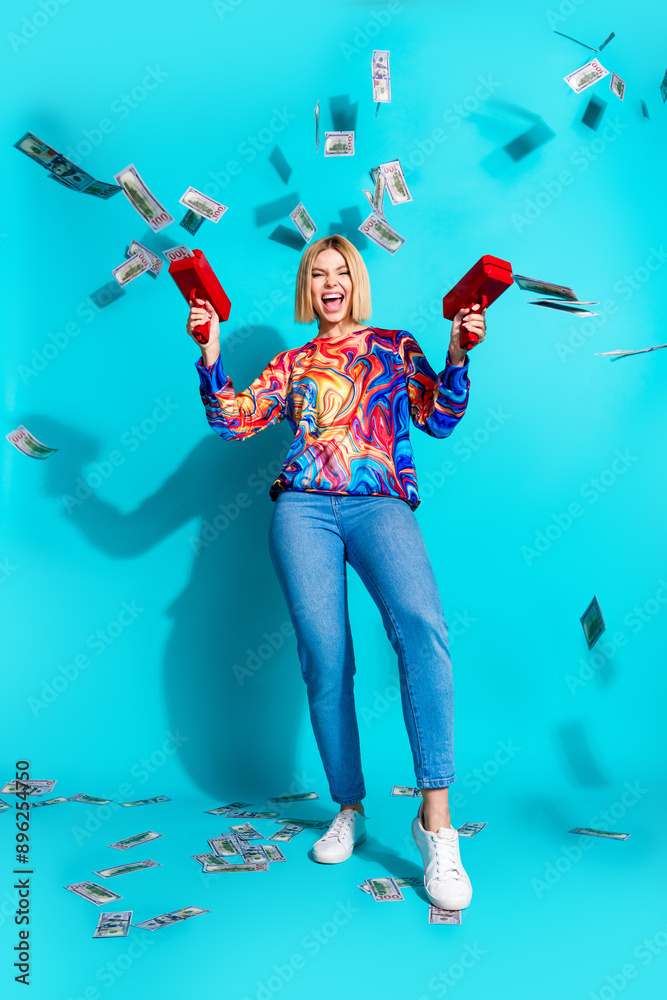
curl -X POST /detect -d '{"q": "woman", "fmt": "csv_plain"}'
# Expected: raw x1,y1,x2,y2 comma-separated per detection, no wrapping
188,235,486,911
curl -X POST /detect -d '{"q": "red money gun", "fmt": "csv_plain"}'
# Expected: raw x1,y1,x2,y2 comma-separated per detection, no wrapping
442,255,513,350
169,249,231,344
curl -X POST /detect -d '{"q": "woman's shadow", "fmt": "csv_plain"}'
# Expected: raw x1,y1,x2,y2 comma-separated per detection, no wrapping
36,325,304,802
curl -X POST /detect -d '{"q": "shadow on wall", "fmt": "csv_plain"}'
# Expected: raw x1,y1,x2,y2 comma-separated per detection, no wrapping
36,324,304,801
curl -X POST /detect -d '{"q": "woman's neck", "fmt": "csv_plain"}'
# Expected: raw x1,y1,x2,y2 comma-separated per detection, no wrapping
316,316,367,341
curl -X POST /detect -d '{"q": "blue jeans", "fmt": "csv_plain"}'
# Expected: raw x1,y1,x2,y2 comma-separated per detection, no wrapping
268,491,455,805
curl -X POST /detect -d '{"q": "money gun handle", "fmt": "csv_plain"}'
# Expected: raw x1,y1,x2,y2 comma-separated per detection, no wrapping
460,292,487,351
189,288,210,344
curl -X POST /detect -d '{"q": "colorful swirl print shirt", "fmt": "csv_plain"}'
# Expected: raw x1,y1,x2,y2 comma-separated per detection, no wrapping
196,326,470,510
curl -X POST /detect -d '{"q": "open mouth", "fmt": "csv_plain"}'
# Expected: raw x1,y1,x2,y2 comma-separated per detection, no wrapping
321,292,345,313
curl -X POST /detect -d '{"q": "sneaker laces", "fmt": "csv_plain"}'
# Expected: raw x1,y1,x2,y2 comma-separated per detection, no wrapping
320,811,355,843
428,833,464,879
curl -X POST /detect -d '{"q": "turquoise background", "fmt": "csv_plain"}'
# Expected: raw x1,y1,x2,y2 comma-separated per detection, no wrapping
2,0,667,997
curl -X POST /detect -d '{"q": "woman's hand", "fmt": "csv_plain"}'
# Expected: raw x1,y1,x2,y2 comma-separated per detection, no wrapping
449,303,487,366
186,296,221,367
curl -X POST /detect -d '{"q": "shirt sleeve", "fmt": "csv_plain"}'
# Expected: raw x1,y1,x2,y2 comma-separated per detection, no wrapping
399,331,470,438
195,351,289,440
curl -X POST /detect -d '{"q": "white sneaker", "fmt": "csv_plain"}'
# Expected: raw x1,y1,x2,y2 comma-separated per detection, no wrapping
311,809,367,864
412,806,472,909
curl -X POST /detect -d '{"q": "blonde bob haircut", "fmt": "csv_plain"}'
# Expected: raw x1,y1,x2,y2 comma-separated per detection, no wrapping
294,234,372,324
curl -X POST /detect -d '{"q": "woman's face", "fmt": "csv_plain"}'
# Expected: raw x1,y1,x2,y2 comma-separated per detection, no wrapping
310,248,353,322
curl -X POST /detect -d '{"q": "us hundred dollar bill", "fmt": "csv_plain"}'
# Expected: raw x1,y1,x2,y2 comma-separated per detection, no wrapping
359,212,405,254
372,50,391,102
290,202,317,242
113,163,174,232
179,186,228,223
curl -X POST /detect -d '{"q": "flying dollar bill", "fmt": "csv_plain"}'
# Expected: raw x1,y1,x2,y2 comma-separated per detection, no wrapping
15,779,57,795
269,792,319,803
65,882,122,905
512,273,577,299
457,822,488,838
563,58,609,93
208,836,241,856
268,824,304,842
324,131,355,156
569,827,631,840
81,179,122,199
127,240,163,277
107,831,163,851
162,245,195,264
133,906,210,931
93,911,133,938
180,209,205,235
275,818,331,830
429,905,462,924
290,202,318,242
29,797,68,808
14,131,95,190
179,186,227,223
112,250,152,287
263,845,286,862
228,823,263,840
118,796,170,807
113,163,174,232
6,426,57,460
376,159,411,205
367,877,404,901
192,853,230,868
390,786,422,797
609,72,625,100
68,793,112,805
204,802,252,815
202,861,268,873
359,213,405,254
372,50,391,103
92,859,161,878
528,299,598,317
315,100,320,152
359,875,422,894
238,844,270,864
580,595,605,650
596,342,667,361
